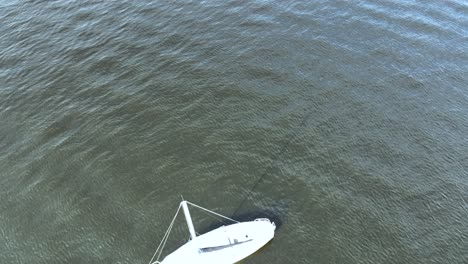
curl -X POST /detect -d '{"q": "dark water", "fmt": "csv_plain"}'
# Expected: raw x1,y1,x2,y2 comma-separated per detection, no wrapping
1,0,467,263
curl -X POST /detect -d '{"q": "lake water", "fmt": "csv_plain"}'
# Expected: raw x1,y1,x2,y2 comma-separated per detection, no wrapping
1,0,467,263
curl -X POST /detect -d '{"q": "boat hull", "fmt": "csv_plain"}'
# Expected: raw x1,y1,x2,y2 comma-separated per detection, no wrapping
160,219,275,264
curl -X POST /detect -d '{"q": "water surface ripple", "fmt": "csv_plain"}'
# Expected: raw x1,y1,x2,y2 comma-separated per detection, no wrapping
0,0,467,263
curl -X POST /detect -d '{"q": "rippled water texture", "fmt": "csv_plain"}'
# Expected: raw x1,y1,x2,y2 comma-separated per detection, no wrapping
1,0,467,263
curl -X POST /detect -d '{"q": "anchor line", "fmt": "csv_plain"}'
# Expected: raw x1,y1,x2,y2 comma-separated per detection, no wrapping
231,108,315,217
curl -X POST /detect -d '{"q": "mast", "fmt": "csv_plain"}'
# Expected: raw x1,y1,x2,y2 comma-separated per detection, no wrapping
181,201,196,240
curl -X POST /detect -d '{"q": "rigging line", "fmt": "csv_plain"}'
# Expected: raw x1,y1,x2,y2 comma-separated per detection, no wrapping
156,215,176,262
231,108,315,216
148,204,182,264
197,204,232,224
187,201,239,223
151,206,180,264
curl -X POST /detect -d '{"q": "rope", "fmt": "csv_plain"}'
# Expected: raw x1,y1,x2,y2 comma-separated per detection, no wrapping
186,201,239,223
148,204,182,264
197,206,231,224
232,108,315,216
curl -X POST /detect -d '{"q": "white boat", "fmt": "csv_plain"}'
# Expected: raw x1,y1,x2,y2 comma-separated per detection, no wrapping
149,200,276,264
